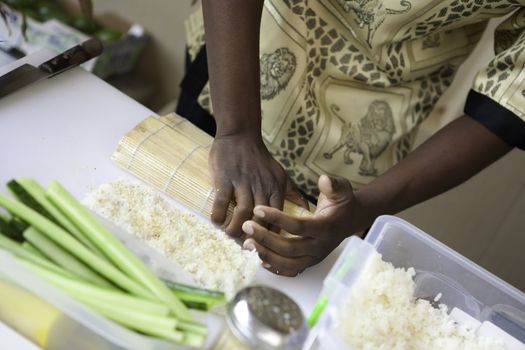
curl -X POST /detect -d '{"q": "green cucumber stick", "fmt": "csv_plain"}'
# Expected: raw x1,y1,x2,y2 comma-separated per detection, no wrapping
23,227,112,288
0,192,152,299
172,290,225,311
46,182,191,320
0,217,23,242
164,280,225,298
24,261,170,317
0,216,26,242
0,234,71,277
179,300,208,311
17,178,103,256
7,180,54,222
165,280,226,311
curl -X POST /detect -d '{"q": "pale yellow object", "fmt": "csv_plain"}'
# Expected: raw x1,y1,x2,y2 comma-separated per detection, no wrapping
112,113,312,225
211,327,249,350
0,280,61,347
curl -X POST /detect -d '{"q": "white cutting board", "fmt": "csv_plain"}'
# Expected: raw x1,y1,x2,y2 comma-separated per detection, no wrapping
0,67,342,338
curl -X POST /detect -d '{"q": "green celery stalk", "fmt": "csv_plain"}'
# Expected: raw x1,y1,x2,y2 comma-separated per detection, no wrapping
23,227,112,288
24,261,170,317
80,298,184,343
16,178,104,256
177,319,208,336
0,235,72,277
183,332,207,348
46,181,191,320
0,192,152,299
19,259,185,344
21,242,48,259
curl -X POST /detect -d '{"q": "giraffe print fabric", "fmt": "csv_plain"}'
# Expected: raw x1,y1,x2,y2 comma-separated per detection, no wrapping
185,0,525,197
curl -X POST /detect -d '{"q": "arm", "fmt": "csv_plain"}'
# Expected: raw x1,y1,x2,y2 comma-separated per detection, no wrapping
356,115,512,226
202,0,263,136
243,115,512,276
202,1,306,236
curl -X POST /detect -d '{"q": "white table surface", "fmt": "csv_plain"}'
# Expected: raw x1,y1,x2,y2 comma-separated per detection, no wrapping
0,67,345,347
0,322,41,350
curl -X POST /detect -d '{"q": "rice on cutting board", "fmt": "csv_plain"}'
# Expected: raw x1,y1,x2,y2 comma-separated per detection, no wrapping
83,179,260,299
336,250,506,350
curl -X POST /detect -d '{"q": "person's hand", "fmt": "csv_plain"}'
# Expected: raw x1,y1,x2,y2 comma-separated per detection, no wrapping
242,175,365,276
209,133,307,237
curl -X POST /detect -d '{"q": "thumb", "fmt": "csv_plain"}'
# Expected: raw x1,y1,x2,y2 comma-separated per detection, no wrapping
318,175,353,202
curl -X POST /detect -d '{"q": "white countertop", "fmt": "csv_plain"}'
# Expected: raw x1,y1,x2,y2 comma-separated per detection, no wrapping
0,67,344,347
0,322,40,350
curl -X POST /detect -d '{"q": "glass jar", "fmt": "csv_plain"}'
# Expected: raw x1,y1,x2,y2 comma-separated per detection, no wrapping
212,285,308,350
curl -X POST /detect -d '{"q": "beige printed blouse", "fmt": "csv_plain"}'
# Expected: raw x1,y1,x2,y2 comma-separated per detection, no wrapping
182,0,525,197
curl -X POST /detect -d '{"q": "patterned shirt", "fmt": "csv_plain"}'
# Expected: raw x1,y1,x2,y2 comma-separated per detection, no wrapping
183,0,525,197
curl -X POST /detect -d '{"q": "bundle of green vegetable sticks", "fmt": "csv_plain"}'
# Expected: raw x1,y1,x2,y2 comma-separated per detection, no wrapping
0,178,226,347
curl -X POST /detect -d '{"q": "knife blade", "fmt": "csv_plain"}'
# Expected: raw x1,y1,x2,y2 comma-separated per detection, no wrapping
0,38,103,99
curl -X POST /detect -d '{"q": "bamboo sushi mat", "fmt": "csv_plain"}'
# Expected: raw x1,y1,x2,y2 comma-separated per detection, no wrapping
112,113,311,222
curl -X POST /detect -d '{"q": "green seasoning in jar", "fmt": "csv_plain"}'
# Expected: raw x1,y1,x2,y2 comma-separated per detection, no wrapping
213,285,308,350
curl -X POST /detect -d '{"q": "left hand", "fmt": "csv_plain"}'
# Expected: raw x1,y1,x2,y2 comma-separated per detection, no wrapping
242,174,366,276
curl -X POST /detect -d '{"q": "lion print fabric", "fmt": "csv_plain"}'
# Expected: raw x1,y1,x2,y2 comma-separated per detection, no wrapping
185,0,525,197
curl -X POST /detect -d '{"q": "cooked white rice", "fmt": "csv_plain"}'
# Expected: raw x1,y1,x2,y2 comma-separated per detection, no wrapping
83,179,260,299
336,251,505,350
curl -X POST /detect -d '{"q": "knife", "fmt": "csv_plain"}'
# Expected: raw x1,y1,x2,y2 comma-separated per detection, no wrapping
0,38,103,99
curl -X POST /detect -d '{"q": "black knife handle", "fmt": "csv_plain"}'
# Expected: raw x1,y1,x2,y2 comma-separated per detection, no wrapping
38,38,103,76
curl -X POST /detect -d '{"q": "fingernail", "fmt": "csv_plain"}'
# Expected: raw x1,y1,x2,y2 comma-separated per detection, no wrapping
320,174,331,186
254,209,265,218
242,221,254,235
243,240,256,251
262,262,271,268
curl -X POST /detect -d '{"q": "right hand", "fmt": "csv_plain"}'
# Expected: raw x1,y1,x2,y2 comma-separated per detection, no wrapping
242,175,362,276
209,133,307,237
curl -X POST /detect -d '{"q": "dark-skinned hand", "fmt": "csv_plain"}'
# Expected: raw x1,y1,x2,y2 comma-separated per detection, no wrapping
209,133,308,237
242,174,363,276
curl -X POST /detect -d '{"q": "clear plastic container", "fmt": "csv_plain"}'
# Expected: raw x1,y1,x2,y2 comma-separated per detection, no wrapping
305,215,525,350
0,213,225,350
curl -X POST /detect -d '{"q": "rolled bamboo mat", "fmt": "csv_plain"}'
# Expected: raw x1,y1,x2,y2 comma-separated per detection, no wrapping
111,113,312,224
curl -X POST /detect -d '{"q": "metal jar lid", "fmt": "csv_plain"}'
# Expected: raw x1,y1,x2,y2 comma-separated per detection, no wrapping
226,285,309,350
